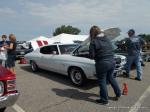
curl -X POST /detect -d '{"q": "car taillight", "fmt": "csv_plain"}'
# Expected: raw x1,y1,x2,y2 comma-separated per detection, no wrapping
7,80,16,92
0,81,4,96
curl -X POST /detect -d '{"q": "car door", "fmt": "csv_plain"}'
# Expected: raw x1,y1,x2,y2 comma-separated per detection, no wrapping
39,45,59,71
50,44,79,75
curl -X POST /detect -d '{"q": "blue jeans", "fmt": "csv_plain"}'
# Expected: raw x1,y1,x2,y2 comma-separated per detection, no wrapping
95,60,121,102
125,54,142,79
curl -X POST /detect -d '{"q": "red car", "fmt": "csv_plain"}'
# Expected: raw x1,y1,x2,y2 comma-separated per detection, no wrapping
0,65,19,112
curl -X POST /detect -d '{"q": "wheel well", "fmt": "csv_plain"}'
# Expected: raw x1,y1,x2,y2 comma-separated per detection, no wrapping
68,66,86,77
30,60,36,64
29,60,32,64
30,60,38,66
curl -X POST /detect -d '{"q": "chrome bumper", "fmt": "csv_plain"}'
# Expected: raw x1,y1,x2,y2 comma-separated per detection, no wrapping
0,92,19,108
114,65,124,77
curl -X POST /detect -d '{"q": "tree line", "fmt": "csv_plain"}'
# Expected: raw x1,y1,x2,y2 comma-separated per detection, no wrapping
53,25,81,36
53,25,150,44
138,34,150,43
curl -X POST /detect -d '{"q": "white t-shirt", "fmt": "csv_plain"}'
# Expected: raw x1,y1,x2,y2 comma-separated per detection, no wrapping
0,47,7,60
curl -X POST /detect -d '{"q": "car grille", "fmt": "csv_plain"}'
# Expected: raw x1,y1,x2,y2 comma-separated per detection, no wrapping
115,57,121,64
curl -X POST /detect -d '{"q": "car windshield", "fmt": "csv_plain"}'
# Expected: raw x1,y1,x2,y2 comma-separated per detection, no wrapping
59,44,78,54
75,40,118,54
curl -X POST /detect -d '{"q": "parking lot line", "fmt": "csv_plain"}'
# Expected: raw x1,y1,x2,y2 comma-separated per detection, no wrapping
12,104,26,112
129,86,150,112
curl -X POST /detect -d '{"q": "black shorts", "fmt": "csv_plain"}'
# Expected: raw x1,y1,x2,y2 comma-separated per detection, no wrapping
7,55,16,68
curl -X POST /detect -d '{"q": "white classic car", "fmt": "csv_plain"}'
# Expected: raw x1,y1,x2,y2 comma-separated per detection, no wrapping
25,43,126,86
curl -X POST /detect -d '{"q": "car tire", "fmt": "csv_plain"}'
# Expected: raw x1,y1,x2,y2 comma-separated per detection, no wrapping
68,67,87,86
31,61,39,72
0,107,6,112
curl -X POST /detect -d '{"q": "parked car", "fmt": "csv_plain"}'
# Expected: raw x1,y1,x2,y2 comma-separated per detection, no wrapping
25,43,126,86
16,42,33,59
0,65,19,112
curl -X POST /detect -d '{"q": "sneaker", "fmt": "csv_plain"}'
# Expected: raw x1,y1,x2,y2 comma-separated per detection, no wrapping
141,62,145,67
114,95,122,101
141,63,145,67
135,77,142,81
95,99,109,105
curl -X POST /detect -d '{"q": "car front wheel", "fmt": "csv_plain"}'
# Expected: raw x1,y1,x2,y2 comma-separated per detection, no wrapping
69,67,87,86
31,61,39,72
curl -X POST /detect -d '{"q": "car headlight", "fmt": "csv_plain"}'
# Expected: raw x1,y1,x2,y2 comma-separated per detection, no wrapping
7,80,16,92
0,81,4,96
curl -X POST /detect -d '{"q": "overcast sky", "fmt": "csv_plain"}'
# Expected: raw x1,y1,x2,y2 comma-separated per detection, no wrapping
0,0,150,41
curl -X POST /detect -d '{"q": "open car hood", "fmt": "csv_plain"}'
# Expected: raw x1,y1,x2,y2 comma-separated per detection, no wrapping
82,27,121,45
71,28,121,53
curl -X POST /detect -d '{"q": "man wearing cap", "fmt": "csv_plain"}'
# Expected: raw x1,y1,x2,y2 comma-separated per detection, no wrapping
125,29,145,81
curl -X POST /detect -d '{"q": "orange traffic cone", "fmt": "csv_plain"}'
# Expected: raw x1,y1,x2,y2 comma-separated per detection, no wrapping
19,58,27,64
122,83,128,95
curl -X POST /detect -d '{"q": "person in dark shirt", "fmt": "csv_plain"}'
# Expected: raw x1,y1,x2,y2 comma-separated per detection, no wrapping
89,26,121,105
4,34,17,74
125,29,145,81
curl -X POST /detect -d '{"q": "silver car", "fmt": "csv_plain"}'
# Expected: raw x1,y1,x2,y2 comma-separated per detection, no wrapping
25,43,126,86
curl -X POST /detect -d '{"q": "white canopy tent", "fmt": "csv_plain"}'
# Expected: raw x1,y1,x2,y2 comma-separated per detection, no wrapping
26,28,121,50
26,34,88,50
49,33,88,44
27,36,50,43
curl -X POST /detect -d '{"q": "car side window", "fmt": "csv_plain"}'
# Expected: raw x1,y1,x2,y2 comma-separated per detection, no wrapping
40,45,59,55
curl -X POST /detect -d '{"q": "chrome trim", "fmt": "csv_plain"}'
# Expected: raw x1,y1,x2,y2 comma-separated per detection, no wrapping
0,81,4,96
0,92,19,108
7,80,16,92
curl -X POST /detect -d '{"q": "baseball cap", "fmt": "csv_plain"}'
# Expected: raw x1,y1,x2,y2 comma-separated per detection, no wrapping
127,29,135,34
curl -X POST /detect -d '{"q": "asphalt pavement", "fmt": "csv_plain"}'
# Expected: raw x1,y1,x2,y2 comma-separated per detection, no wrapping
5,62,150,112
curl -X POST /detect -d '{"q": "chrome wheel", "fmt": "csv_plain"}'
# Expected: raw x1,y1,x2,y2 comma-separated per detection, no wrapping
69,67,86,86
